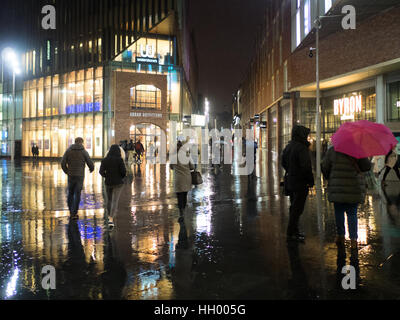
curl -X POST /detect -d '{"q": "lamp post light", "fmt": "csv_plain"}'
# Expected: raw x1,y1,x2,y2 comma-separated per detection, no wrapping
1,47,21,162
315,0,322,189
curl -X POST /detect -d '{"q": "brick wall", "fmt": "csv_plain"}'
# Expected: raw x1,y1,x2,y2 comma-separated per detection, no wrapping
113,71,168,144
290,6,400,89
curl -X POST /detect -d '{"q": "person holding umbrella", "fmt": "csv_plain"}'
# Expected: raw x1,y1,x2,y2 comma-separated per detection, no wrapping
322,120,397,249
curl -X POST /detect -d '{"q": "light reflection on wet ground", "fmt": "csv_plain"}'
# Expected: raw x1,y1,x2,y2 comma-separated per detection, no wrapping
1,152,400,300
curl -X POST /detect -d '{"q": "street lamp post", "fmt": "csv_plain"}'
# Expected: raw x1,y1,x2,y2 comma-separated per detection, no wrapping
1,48,20,162
315,0,322,189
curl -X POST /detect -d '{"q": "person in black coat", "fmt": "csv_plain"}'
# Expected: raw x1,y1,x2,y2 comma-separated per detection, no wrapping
100,144,127,228
282,125,314,242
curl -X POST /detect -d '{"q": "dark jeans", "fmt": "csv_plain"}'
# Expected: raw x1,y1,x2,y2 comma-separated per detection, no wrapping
177,192,188,212
105,184,124,218
287,187,309,236
382,166,400,181
334,202,358,240
67,175,84,215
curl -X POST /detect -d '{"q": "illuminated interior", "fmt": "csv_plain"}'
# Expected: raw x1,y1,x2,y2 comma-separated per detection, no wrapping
22,67,103,158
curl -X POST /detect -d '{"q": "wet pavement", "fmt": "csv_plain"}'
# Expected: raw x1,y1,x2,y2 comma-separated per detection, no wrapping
1,152,400,300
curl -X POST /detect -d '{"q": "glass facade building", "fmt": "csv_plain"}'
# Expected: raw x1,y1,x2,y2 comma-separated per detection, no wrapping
22,67,104,158
1,0,199,159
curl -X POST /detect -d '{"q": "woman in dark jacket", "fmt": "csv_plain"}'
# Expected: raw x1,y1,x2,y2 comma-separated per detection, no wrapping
322,147,371,248
100,144,127,227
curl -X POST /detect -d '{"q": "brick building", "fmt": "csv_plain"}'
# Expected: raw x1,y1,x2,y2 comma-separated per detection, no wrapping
234,0,400,180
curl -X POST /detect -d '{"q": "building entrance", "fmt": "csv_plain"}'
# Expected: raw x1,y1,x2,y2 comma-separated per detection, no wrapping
129,123,164,157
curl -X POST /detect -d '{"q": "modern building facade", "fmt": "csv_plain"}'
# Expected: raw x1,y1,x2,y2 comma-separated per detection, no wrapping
234,0,400,180
0,0,198,159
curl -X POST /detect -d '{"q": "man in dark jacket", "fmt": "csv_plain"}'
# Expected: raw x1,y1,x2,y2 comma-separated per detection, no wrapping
322,146,371,248
61,137,94,219
282,125,314,242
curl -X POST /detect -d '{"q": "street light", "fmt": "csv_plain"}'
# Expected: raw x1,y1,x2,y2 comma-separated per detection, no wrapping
1,47,21,161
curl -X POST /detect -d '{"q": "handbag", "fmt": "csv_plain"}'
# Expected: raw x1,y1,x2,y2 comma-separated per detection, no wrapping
191,170,203,185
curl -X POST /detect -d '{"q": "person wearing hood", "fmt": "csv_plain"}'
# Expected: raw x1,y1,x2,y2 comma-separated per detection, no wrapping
282,125,314,242
100,144,127,228
61,137,95,219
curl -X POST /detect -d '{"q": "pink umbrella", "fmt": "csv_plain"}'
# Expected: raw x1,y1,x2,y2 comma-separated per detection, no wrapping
331,120,398,159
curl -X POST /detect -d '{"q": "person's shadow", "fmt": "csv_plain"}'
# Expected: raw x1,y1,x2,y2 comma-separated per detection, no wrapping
336,245,360,290
100,230,128,299
286,242,316,299
59,220,88,298
176,220,189,250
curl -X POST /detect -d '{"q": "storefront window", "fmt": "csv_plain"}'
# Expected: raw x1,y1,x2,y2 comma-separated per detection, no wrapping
94,78,102,111
130,85,161,109
323,87,376,137
388,81,400,122
37,78,44,117
94,113,103,157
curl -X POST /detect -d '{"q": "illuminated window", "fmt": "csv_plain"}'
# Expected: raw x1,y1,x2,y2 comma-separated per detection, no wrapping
130,85,161,109
325,0,332,13
296,9,301,46
304,0,310,35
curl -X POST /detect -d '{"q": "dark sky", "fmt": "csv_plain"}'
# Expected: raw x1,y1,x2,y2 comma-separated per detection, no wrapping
189,0,267,114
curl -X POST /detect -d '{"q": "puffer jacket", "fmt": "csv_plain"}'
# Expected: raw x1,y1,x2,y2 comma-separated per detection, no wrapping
282,125,314,191
321,147,371,204
61,144,94,177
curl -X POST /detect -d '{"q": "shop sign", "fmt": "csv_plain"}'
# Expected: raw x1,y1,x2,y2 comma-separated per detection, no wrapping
254,114,260,121
396,100,400,108
260,121,267,129
130,112,162,118
191,115,206,127
136,44,159,64
334,95,362,120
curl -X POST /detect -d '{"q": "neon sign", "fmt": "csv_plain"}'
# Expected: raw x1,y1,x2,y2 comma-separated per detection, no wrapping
334,95,362,120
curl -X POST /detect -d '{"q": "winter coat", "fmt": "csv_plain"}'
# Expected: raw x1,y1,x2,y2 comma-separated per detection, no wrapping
385,150,398,168
321,147,371,204
282,125,314,191
170,158,194,193
99,156,126,186
61,143,94,177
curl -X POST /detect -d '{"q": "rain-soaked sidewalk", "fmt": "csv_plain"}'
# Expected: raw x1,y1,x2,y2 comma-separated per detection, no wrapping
1,155,400,300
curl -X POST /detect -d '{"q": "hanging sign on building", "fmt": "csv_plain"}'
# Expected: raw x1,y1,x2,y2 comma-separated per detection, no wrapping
334,95,362,120
396,100,400,108
136,44,159,64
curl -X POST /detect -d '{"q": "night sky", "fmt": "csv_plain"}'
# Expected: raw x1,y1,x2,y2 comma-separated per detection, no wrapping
189,0,267,114
0,0,267,115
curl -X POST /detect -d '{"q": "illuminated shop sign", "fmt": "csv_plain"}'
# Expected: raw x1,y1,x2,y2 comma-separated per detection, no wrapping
130,112,162,118
136,44,159,64
260,121,267,129
334,95,362,120
191,114,206,127
136,57,159,64
66,102,101,114
397,100,400,108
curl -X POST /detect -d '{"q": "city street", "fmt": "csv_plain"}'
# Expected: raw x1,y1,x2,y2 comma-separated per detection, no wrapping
1,154,400,300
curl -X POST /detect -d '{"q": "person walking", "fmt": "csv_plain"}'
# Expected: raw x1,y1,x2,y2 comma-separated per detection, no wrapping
170,141,194,222
282,125,314,242
379,148,400,186
32,144,39,159
135,139,145,163
127,139,135,163
100,144,126,228
61,137,94,219
322,146,371,249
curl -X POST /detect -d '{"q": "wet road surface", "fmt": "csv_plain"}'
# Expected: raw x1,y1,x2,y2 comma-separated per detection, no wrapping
1,153,400,300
